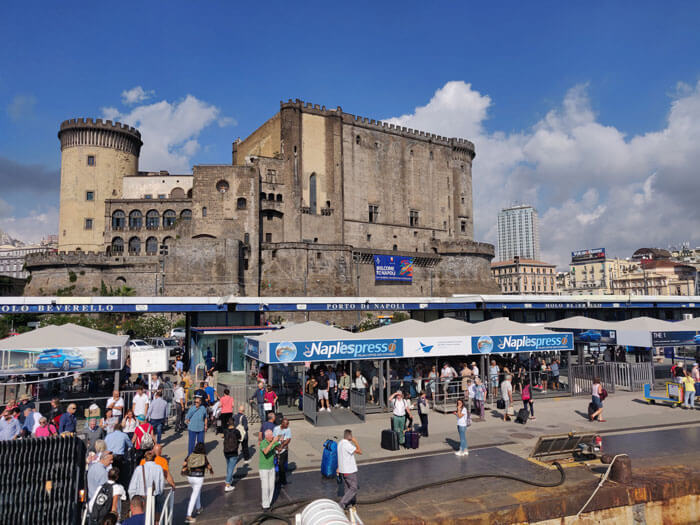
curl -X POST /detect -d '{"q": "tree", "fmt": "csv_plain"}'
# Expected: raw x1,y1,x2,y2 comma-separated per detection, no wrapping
120,315,172,339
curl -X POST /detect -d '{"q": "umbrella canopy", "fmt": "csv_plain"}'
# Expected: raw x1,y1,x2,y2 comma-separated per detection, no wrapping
545,316,620,331
0,323,128,349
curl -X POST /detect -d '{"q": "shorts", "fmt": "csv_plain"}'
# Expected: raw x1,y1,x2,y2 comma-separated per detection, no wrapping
591,396,603,409
318,389,329,400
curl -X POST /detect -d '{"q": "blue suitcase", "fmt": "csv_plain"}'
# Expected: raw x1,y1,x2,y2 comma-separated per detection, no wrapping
321,439,338,478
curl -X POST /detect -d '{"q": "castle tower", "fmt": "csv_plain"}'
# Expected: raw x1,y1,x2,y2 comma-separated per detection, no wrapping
57,118,142,251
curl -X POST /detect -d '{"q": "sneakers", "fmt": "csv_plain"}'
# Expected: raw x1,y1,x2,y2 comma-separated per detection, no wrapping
224,484,235,492
462,450,469,456
185,517,196,523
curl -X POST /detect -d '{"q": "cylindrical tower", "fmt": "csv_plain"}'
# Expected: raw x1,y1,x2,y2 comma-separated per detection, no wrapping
57,118,142,251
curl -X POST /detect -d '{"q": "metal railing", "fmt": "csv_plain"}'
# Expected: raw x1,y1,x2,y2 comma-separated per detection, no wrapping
157,488,174,525
303,393,317,425
349,388,366,421
569,364,617,397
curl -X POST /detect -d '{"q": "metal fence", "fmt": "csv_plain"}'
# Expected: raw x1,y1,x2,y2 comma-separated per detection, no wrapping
0,435,86,525
350,388,366,421
303,393,317,425
569,364,617,396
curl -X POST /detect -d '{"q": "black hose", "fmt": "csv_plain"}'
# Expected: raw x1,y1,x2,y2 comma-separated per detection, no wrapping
246,462,565,524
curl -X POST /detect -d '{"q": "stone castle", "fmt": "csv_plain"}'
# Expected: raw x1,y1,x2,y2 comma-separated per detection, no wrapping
25,100,498,301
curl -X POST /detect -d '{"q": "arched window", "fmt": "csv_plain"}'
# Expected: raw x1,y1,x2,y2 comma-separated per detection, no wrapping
163,209,176,228
276,194,283,202
260,193,266,201
309,173,317,214
112,210,125,230
163,236,174,246
355,135,361,145
186,188,193,198
129,210,142,230
180,209,192,221
128,237,141,254
111,237,124,254
146,210,159,229
145,236,158,255
202,207,207,217
268,193,275,201
237,198,247,210
170,187,185,198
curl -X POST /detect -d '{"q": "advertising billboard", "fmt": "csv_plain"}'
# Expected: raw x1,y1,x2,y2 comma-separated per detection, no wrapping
558,328,618,345
651,331,700,347
268,338,403,363
471,333,573,354
374,255,413,282
0,345,124,376
403,337,470,358
571,248,606,262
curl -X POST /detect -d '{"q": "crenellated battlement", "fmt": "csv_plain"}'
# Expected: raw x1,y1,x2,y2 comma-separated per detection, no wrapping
280,98,475,153
58,117,143,155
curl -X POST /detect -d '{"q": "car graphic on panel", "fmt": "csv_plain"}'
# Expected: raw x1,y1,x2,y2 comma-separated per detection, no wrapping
579,330,602,342
693,334,700,345
35,349,86,371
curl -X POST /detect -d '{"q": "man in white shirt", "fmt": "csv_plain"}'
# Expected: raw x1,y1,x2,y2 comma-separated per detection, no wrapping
471,361,480,379
441,363,457,395
150,374,161,397
132,387,150,421
337,429,362,517
388,391,411,446
173,381,186,432
501,375,513,421
106,391,125,421
128,450,165,506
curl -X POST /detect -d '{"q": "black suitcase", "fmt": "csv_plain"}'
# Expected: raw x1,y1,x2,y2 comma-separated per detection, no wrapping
515,408,529,424
381,429,400,451
496,399,506,410
587,402,598,421
405,430,420,449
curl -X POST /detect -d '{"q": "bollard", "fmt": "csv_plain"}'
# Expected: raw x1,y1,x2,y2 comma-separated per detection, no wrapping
609,455,632,484
299,498,351,525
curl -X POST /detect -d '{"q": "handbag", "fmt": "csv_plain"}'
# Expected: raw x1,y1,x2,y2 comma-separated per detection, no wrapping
496,399,505,410
507,406,515,417
263,402,273,411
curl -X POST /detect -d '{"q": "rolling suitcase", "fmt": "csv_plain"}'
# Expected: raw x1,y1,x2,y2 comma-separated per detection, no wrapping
320,439,338,478
515,408,529,424
381,429,400,451
405,430,420,449
496,399,506,410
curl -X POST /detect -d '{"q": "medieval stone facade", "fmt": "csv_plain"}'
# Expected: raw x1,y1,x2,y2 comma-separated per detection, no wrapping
26,100,498,301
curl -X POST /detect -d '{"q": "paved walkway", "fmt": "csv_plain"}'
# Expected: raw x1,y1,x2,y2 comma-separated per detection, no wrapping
160,390,700,486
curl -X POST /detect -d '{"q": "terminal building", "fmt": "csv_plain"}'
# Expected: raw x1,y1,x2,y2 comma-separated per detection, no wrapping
26,100,499,311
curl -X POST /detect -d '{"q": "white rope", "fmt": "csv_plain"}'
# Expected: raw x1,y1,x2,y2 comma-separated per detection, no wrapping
575,454,629,519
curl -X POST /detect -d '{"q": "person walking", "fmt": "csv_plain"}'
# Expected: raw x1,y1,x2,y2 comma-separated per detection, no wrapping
128,449,166,517
488,360,500,401
222,418,241,492
253,381,266,421
84,418,105,452
454,398,470,456
185,397,208,455
354,370,368,398
87,451,113,500
132,417,154,463
417,391,429,437
147,390,168,444
317,369,330,412
219,389,235,428
427,365,437,400
473,377,486,421
501,375,513,422
132,387,150,421
590,377,606,422
259,429,280,510
174,381,186,432
273,418,292,486
121,409,138,440
522,378,535,420
338,370,351,408
59,403,78,434
389,391,410,447
182,442,214,523
233,405,250,464
338,429,362,520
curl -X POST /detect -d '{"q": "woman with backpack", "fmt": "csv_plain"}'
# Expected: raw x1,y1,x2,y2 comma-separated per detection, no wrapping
132,418,154,463
183,442,214,523
222,419,242,493
521,378,535,421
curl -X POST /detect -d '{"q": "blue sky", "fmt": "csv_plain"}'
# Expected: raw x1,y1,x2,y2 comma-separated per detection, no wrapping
2,1,700,266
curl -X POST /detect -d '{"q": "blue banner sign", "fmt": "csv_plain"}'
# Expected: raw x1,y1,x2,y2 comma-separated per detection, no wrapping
651,331,700,347
245,339,260,359
269,338,403,363
374,255,413,282
472,333,573,354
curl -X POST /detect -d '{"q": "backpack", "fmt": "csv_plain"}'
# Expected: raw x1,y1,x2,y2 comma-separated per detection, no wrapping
89,482,113,525
223,428,240,455
187,453,206,470
137,425,154,450
522,385,531,401
233,413,247,441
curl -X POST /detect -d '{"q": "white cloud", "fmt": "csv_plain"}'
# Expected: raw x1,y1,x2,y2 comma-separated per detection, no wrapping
102,93,233,173
121,86,154,105
0,206,58,244
386,80,700,268
6,94,37,121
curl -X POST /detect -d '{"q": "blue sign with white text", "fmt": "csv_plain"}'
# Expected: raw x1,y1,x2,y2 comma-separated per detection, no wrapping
472,333,573,354
374,255,413,282
269,338,403,363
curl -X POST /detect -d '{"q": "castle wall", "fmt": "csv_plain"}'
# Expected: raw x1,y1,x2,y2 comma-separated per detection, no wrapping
233,113,281,164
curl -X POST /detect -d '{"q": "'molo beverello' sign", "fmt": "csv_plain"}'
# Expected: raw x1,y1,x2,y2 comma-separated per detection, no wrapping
374,255,413,282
